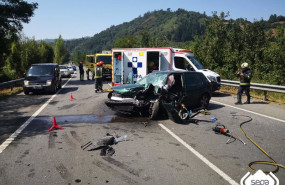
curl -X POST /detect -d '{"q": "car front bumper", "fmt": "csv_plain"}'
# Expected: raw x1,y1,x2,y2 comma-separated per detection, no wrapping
23,84,54,92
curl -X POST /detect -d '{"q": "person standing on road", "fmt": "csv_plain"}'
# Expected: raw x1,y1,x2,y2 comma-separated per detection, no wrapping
86,68,90,80
79,61,84,81
94,61,104,93
91,64,95,80
235,62,253,104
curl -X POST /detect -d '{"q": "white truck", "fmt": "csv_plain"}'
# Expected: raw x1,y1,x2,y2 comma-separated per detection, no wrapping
111,47,221,91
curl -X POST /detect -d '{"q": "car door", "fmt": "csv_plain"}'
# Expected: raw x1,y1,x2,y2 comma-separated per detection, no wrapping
182,72,204,108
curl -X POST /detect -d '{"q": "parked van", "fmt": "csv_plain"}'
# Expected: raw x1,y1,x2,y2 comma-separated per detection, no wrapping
23,63,62,94
111,48,221,91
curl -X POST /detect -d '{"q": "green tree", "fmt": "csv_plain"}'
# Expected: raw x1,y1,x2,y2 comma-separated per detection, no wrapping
3,41,22,79
72,50,85,64
20,38,40,70
54,35,69,64
0,0,38,67
39,41,54,63
139,30,150,47
193,12,229,72
114,35,137,48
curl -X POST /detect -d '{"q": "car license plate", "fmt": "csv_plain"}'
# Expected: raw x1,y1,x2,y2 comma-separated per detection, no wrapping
33,85,43,89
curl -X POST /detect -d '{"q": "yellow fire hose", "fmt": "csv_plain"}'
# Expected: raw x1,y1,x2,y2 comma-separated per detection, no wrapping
233,114,285,174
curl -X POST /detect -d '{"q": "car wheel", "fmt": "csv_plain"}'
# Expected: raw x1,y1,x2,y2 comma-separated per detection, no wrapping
58,81,62,89
199,93,210,109
107,92,112,99
149,101,160,120
51,84,57,94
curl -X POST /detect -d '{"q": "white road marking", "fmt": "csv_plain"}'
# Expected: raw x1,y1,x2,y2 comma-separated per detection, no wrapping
159,124,239,185
0,78,72,154
210,100,285,123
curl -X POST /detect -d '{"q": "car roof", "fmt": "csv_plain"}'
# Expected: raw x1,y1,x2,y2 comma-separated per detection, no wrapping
152,70,202,75
31,63,58,66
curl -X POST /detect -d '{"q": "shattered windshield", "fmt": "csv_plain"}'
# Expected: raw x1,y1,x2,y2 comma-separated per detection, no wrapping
136,73,168,86
187,56,204,69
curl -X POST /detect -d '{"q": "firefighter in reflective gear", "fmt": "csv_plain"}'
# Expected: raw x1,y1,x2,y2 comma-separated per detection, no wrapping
235,62,253,104
95,61,104,93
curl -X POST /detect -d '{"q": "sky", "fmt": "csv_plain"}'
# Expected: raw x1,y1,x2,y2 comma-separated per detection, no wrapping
22,0,285,40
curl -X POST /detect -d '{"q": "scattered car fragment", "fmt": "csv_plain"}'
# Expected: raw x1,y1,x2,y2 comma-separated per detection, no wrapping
81,134,127,156
105,71,212,123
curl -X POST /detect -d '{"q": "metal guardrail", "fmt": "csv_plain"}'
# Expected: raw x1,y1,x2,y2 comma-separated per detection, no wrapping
0,78,24,91
221,79,285,100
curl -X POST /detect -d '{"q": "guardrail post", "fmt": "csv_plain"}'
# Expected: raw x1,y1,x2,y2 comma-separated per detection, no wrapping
264,91,268,101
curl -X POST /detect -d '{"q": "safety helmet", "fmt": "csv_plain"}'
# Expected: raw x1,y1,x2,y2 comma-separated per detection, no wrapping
99,61,104,65
117,55,121,60
241,63,248,68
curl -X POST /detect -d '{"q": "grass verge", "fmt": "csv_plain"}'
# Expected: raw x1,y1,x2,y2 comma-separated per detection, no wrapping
220,85,285,105
0,87,23,99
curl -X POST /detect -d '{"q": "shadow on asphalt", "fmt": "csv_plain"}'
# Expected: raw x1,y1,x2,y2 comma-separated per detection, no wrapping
211,91,231,97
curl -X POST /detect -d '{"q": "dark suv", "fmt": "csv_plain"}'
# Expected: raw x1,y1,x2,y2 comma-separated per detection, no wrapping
105,71,212,122
23,63,62,94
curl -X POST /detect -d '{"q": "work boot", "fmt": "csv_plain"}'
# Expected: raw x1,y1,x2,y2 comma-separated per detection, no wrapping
235,95,242,105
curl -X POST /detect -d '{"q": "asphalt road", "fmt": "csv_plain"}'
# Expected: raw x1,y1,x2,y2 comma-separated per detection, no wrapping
0,73,284,185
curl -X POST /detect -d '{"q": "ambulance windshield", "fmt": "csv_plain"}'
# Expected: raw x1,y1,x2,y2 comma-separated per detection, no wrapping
96,56,111,64
187,56,204,69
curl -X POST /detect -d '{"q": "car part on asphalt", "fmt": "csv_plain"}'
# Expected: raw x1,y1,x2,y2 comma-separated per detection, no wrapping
81,134,127,156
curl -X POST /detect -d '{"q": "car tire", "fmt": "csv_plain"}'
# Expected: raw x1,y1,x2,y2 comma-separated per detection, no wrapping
58,81,62,89
199,93,210,109
149,101,160,120
51,84,57,94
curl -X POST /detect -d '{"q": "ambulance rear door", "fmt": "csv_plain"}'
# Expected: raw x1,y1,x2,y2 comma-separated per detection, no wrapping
112,50,124,85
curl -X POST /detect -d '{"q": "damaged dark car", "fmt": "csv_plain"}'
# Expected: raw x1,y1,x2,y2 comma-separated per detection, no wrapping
105,71,212,123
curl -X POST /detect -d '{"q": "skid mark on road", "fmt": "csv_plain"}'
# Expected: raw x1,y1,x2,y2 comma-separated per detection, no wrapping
70,131,82,142
48,132,57,149
0,78,73,154
56,163,73,182
102,157,142,177
93,160,138,184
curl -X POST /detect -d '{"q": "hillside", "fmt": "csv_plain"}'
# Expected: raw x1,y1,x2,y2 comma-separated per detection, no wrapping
64,9,208,54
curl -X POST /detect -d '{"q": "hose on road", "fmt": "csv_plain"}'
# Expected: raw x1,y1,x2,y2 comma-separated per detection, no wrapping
233,114,285,174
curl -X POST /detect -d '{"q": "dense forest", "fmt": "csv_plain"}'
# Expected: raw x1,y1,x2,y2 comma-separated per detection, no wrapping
67,9,285,85
1,1,285,85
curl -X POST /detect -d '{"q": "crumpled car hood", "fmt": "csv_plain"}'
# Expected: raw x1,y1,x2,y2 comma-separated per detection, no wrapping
112,84,145,95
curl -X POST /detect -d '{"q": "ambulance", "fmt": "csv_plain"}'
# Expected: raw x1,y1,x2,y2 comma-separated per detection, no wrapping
111,48,221,91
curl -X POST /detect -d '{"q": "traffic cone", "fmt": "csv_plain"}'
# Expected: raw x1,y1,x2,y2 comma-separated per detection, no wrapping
48,116,63,132
69,93,76,101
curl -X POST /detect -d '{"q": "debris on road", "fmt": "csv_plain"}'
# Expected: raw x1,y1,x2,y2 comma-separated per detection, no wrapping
81,133,127,156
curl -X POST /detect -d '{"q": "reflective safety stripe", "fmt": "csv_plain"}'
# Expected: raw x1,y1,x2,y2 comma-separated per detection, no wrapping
95,67,102,78
240,83,250,85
